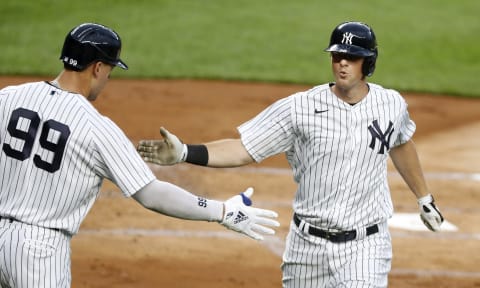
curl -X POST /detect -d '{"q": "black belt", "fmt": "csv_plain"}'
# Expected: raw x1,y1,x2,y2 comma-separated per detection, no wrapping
0,216,60,232
293,213,378,243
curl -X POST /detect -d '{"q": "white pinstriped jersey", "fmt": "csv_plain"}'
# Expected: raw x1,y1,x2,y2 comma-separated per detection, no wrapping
0,81,155,235
238,83,415,230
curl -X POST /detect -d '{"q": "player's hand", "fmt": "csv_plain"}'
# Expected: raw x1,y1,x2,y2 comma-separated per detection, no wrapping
137,127,187,165
221,187,280,241
417,194,444,232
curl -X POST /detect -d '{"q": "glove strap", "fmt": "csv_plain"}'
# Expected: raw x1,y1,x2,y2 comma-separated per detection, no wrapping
417,194,434,205
185,144,209,166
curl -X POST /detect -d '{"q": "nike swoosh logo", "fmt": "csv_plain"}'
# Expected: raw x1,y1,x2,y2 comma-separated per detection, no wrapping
314,109,328,114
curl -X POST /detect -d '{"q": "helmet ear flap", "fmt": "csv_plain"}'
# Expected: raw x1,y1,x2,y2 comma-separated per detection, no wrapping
362,49,378,77
362,56,375,77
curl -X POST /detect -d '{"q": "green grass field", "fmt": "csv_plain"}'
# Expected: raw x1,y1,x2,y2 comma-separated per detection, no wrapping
0,0,478,96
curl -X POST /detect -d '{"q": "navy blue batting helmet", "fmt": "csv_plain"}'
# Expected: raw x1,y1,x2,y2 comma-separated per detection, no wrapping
325,21,378,77
60,23,128,71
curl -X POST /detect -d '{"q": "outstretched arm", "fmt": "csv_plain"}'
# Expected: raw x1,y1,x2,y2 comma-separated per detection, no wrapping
137,127,255,167
389,139,444,231
132,180,279,240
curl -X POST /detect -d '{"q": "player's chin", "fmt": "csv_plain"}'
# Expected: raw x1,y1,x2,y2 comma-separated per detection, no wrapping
333,78,351,89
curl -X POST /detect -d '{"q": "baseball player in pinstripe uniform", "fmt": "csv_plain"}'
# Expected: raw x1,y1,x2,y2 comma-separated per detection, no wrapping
0,23,279,287
137,21,445,287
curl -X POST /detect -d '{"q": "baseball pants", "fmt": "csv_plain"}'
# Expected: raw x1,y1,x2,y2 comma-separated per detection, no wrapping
0,218,71,287
282,220,392,288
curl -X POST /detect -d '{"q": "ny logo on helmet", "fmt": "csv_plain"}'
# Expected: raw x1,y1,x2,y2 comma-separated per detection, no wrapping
342,32,355,45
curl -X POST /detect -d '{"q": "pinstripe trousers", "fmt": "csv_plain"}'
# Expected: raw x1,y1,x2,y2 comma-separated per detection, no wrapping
282,220,392,288
0,219,71,288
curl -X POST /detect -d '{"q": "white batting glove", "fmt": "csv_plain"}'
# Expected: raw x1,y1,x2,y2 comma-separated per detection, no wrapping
221,188,280,241
137,127,187,165
417,194,444,232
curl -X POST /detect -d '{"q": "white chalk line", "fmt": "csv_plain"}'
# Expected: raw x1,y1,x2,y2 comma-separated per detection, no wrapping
390,268,480,278
150,164,480,181
78,228,480,278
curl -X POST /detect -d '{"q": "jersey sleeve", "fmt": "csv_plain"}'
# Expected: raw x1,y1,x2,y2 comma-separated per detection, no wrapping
93,116,155,197
393,100,416,146
237,95,295,162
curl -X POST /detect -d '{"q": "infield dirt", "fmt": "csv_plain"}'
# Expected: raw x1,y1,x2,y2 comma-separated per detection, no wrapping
1,76,479,288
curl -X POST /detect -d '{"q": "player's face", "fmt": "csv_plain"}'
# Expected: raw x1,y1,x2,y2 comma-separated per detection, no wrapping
330,52,365,90
88,62,114,101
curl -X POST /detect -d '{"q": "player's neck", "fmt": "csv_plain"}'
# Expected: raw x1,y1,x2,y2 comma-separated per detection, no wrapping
331,82,369,105
52,70,91,97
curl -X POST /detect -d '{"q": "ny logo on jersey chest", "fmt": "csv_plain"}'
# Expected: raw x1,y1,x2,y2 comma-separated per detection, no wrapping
368,120,394,154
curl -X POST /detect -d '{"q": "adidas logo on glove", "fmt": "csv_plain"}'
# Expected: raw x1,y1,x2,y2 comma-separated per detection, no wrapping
234,211,249,224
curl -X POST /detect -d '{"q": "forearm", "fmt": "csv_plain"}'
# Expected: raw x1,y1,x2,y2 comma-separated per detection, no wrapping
204,139,255,167
133,181,281,240
389,140,428,198
132,180,223,222
185,139,254,168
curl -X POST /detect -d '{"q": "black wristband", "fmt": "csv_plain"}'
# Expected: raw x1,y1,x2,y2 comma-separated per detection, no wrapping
185,144,209,166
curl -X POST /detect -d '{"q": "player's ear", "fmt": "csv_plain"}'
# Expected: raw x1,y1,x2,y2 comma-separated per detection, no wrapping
92,61,102,76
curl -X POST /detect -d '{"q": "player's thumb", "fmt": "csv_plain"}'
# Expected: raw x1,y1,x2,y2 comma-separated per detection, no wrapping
243,187,254,198
159,127,171,140
240,187,254,206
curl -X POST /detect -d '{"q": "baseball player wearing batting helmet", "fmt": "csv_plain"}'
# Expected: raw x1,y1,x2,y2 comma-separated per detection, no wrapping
137,21,444,287
0,22,279,287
